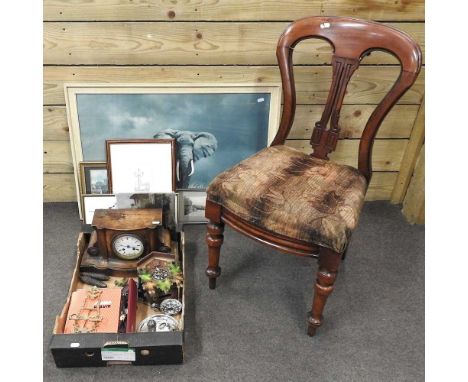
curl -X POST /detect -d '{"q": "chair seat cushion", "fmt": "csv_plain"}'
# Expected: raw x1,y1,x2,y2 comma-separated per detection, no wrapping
206,145,368,253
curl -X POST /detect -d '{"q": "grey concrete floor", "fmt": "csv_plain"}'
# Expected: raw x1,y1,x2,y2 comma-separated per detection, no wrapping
44,201,424,382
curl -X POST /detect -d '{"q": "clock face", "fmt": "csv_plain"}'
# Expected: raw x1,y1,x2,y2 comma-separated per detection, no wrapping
112,233,145,260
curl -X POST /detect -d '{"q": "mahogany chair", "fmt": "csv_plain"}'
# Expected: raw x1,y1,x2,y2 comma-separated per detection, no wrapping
204,16,422,336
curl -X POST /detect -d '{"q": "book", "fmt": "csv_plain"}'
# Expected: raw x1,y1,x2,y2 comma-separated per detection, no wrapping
64,287,122,334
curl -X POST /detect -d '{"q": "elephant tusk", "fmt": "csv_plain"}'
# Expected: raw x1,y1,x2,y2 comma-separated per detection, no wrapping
176,160,180,181
188,159,195,176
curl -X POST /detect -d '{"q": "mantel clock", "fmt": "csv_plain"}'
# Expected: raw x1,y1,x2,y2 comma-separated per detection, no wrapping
81,208,164,275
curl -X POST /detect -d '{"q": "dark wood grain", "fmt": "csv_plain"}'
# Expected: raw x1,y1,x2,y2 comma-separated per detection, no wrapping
92,208,162,231
272,16,422,182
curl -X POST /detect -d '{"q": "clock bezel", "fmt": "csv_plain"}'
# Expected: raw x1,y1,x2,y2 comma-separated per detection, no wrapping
111,233,146,260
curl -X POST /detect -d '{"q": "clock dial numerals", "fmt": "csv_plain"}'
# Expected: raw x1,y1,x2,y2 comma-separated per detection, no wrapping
112,234,145,260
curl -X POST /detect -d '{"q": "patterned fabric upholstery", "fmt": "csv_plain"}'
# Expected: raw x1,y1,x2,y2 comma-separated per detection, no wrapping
206,145,368,253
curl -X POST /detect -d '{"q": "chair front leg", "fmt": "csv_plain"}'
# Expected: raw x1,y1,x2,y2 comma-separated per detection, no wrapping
205,221,224,289
307,247,342,336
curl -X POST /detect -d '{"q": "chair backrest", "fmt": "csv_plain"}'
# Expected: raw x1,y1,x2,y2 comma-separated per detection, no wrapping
271,16,422,182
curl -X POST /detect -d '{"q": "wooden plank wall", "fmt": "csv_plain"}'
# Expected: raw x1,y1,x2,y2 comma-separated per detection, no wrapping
43,0,425,204
402,144,425,224
391,97,425,203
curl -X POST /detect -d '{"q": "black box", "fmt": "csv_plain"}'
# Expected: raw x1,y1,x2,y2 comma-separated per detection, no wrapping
49,231,185,367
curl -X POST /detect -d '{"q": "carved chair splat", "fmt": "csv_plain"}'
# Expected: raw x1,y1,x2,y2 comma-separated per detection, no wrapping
205,16,422,336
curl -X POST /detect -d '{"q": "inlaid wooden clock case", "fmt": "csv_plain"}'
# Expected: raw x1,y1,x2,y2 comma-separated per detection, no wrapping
49,227,186,368
81,208,166,275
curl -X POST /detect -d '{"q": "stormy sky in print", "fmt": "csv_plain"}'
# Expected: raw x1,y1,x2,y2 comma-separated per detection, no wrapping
76,93,271,189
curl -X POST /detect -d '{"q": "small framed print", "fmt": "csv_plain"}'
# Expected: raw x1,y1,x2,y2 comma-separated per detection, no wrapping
82,194,117,225
178,191,207,224
79,162,109,195
106,139,176,194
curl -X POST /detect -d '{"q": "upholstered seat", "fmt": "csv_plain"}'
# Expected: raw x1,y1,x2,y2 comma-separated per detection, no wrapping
207,145,367,253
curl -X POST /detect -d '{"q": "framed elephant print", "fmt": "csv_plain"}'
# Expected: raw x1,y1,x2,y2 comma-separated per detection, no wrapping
65,83,281,219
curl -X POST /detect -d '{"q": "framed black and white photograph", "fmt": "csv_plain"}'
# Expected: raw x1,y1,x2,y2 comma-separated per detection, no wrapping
79,162,108,195
65,84,281,218
82,194,117,225
106,139,176,194
178,191,207,224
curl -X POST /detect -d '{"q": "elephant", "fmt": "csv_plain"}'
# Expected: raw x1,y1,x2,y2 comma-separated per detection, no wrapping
153,129,218,189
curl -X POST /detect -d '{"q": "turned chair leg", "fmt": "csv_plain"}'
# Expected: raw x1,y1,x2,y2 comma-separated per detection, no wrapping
307,247,342,336
205,221,225,289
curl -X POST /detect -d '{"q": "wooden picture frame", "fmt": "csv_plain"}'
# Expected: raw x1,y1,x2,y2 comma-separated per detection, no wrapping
79,161,108,195
64,83,281,219
106,139,176,194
